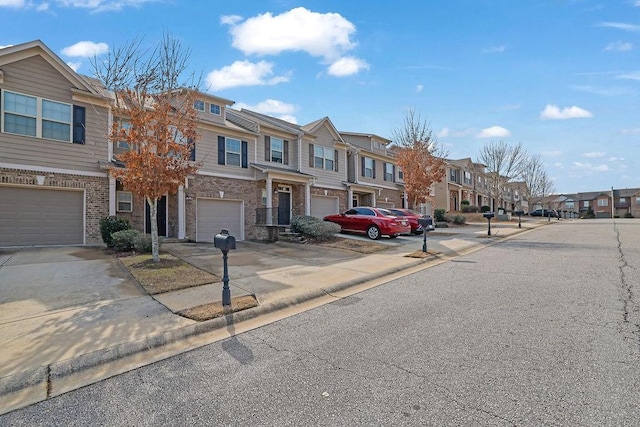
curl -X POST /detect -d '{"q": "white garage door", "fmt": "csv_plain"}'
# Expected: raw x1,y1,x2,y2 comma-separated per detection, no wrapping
196,199,243,243
0,186,84,246
376,201,395,209
311,195,339,219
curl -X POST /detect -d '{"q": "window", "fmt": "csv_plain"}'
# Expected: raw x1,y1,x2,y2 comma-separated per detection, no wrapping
194,100,205,111
209,104,221,115
619,197,626,204
464,171,472,185
313,145,336,170
566,201,574,209
384,163,394,182
584,201,590,207
398,167,404,180
3,91,74,142
271,137,284,163
449,169,458,183
116,120,132,149
116,191,133,212
636,197,640,204
364,157,374,178
261,189,267,205
218,136,248,168
598,198,608,207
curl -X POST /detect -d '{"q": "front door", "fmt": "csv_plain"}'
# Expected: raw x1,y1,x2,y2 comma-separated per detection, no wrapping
145,196,167,236
277,191,291,225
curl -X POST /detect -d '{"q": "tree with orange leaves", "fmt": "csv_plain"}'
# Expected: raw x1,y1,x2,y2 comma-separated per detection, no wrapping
392,108,448,211
94,35,201,262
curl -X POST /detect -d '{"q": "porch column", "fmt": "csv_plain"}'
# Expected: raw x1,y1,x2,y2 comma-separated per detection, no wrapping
457,189,462,211
372,192,377,207
348,187,353,209
403,192,408,209
108,177,116,216
178,185,185,239
266,177,273,225
305,182,311,216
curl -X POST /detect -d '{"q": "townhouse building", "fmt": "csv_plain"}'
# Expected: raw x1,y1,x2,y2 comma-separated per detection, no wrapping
433,158,492,212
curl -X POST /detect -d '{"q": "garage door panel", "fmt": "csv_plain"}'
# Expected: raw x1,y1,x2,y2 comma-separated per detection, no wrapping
311,196,339,219
0,186,84,246
196,199,243,243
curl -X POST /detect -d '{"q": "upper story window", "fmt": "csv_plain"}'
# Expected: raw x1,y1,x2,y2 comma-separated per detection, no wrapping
116,120,132,149
584,201,590,207
209,104,221,115
619,197,626,204
218,136,248,168
636,197,640,204
264,136,288,164
398,167,404,180
598,198,608,207
449,168,458,183
270,137,283,163
3,90,75,142
384,162,394,182
314,145,336,171
363,157,375,178
194,100,205,112
463,171,472,185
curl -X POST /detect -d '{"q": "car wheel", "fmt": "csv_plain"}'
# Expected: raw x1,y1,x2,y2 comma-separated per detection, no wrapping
366,225,381,240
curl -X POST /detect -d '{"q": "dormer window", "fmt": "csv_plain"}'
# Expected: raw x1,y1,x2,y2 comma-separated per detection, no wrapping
194,100,205,112
210,104,221,115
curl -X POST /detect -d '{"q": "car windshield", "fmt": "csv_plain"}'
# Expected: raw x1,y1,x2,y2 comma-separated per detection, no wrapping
389,209,406,216
377,208,394,216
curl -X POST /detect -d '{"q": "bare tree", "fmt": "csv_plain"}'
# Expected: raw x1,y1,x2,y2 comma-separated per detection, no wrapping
391,108,448,210
521,154,554,211
92,34,201,262
477,140,527,211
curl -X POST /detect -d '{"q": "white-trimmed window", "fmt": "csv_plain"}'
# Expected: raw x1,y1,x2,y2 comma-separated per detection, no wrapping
116,191,133,212
194,100,205,112
271,137,284,163
3,90,72,142
598,198,608,207
464,171,472,185
364,157,374,178
636,197,640,204
566,201,574,209
398,167,404,180
209,104,221,115
226,138,241,166
619,197,626,204
261,189,267,205
384,163,394,181
314,145,336,170
116,120,132,149
584,201,590,207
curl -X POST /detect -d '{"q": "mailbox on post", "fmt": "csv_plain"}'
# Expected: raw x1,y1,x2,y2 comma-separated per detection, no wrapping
418,216,435,253
214,230,236,306
514,210,525,228
482,211,495,236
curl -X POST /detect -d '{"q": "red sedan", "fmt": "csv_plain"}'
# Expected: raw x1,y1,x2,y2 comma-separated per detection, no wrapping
388,208,429,234
323,207,411,240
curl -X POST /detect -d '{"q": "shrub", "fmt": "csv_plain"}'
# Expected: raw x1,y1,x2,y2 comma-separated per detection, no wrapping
99,216,131,247
434,209,447,222
624,213,634,218
481,205,491,213
111,229,140,252
446,214,466,225
460,200,470,206
134,233,154,253
461,204,479,213
291,215,341,241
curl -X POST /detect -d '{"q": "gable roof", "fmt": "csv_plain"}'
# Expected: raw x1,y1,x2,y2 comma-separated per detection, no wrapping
301,117,346,145
0,40,103,97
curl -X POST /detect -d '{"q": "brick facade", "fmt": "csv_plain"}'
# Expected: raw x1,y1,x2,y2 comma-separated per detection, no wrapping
0,168,109,244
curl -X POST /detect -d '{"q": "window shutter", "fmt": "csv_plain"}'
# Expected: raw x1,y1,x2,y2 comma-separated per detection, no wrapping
309,143,314,167
361,156,365,177
218,136,225,165
334,149,338,172
264,136,271,161
392,165,396,182
383,162,388,181
188,138,195,161
241,141,248,168
72,105,86,144
372,159,376,179
284,140,289,165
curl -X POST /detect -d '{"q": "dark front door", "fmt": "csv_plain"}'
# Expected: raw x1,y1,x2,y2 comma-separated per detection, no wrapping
277,191,291,225
145,196,167,236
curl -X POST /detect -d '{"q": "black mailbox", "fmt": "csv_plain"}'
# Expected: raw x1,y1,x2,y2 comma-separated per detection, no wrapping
214,229,236,252
514,210,524,216
418,216,435,231
483,212,495,220
514,210,524,228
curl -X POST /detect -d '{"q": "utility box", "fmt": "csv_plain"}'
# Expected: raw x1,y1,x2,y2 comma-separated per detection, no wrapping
214,230,236,252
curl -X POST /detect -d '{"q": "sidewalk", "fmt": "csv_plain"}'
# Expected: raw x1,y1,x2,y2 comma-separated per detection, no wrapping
0,218,550,414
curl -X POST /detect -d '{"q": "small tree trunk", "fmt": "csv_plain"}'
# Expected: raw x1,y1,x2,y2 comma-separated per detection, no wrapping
147,196,160,262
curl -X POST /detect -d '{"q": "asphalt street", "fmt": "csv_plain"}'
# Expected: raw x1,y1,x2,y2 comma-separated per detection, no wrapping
2,219,639,426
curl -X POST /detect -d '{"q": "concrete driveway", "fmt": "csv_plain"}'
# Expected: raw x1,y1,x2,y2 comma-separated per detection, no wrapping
0,246,193,380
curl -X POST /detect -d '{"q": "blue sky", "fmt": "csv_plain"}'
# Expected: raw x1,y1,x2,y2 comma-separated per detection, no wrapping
1,0,639,194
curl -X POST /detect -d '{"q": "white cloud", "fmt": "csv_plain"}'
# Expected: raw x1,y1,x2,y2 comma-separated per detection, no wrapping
617,71,640,80
608,156,624,161
416,84,424,93
571,85,630,96
36,2,49,11
206,60,290,91
437,127,475,138
0,44,14,49
482,45,506,54
0,0,25,6
55,0,156,12
540,104,593,120
233,99,298,123
220,14,242,25
596,22,640,32
605,41,632,51
437,127,450,138
571,162,609,172
553,162,564,168
327,56,368,77
621,128,640,135
582,152,605,158
542,150,563,157
61,41,108,57
66,61,81,71
476,126,511,138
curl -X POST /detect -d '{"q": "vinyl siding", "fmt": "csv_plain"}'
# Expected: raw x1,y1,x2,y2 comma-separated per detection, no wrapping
196,127,255,179
0,55,109,172
300,126,347,187
254,130,298,171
